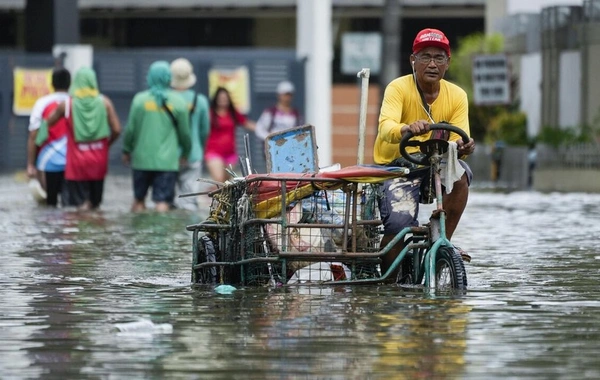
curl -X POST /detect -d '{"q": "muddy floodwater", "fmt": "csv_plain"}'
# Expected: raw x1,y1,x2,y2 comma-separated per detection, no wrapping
1,174,600,379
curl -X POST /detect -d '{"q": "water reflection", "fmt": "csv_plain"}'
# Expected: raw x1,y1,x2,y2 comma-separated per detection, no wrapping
160,287,471,379
1,175,600,379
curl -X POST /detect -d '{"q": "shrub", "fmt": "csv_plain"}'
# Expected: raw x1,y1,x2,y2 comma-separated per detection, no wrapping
536,125,594,147
486,110,528,146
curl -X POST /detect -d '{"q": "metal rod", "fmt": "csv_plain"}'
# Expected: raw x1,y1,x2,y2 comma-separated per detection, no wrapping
342,187,352,252
356,68,370,165
186,223,231,231
240,218,384,228
351,183,358,252
197,178,226,186
277,242,429,259
280,180,288,251
239,156,249,177
244,133,253,174
193,257,281,269
179,190,212,198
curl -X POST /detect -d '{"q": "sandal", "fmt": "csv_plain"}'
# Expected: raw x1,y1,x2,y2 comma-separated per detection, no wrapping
454,246,471,263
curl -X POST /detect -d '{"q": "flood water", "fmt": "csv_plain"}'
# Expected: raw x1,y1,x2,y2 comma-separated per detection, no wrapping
1,173,600,379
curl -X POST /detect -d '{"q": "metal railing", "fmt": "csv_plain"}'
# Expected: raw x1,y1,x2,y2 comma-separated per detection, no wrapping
584,0,600,22
541,5,583,30
536,143,600,169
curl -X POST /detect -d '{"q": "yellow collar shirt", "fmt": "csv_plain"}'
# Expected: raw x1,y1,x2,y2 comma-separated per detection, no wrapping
374,74,469,164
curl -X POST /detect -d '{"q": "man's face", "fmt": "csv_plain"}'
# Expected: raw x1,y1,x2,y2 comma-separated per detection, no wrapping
278,92,293,106
411,46,449,85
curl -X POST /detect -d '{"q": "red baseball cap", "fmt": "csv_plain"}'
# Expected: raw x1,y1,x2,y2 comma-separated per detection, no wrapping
413,28,451,57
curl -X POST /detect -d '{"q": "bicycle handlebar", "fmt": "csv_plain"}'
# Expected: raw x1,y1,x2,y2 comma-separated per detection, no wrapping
399,123,470,166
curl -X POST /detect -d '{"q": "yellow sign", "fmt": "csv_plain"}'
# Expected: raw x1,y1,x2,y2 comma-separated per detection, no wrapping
13,67,53,116
208,66,251,114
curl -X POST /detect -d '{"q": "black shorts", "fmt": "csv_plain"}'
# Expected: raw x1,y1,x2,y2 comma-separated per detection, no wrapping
133,170,178,203
66,180,104,209
378,160,473,235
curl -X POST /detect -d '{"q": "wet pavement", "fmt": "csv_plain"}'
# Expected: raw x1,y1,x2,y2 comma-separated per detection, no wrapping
1,173,600,379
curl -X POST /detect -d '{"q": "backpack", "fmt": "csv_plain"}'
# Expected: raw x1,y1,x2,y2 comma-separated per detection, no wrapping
189,91,197,122
267,106,300,133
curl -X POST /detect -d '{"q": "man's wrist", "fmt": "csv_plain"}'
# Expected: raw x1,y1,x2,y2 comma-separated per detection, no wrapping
399,125,409,137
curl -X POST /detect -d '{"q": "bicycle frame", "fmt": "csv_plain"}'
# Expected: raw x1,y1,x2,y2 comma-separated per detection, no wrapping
332,151,450,288
188,147,460,288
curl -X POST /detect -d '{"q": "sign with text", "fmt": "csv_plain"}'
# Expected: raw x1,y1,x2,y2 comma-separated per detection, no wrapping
341,32,381,75
208,66,251,114
13,67,53,116
472,54,510,106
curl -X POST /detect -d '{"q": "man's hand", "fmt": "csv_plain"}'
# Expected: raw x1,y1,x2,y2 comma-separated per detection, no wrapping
122,153,131,166
179,157,188,169
457,137,475,156
401,120,430,136
27,164,37,179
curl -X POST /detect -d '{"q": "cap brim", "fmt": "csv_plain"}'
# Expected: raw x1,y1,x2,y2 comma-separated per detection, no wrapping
413,41,451,56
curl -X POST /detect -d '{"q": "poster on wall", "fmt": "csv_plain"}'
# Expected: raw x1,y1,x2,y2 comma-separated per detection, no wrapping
341,32,382,75
208,66,251,114
13,67,53,116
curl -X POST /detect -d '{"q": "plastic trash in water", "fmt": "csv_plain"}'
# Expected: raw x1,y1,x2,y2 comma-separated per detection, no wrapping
214,284,237,294
113,318,173,335
29,179,47,203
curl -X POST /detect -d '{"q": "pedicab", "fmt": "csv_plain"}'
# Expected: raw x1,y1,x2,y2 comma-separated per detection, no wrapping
186,121,468,290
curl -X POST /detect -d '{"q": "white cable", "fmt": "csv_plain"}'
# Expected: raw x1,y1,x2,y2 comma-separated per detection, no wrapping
412,68,436,124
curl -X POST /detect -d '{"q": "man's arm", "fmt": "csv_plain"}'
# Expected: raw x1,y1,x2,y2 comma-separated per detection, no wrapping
448,91,475,156
26,130,38,177
46,102,66,127
28,98,46,131
254,110,272,140
378,82,408,144
28,97,58,176
122,95,139,166
176,103,192,159
197,95,210,150
103,95,122,146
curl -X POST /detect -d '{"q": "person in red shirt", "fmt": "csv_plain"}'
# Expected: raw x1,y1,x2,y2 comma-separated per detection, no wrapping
204,87,255,183
47,67,121,210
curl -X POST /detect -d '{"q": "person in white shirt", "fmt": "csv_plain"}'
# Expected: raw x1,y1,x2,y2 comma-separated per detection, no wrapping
254,81,302,141
26,68,72,207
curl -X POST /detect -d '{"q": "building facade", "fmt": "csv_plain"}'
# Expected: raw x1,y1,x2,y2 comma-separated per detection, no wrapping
1,0,496,172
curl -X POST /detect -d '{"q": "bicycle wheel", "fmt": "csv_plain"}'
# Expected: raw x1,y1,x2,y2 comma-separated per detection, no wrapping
434,246,467,290
194,235,219,284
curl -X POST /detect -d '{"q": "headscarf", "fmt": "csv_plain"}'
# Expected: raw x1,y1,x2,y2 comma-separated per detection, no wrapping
146,61,171,106
70,67,109,142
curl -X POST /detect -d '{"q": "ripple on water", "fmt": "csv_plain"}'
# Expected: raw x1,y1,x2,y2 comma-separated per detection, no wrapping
1,175,600,379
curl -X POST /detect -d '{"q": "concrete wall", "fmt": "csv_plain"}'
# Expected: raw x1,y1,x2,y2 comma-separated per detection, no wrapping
499,146,529,190
534,169,600,192
520,53,542,137
331,84,379,167
558,50,581,128
581,23,600,126
464,145,493,184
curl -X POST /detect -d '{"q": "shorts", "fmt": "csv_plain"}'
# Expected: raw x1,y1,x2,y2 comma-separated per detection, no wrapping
133,170,178,203
205,151,238,165
66,179,104,208
378,160,473,235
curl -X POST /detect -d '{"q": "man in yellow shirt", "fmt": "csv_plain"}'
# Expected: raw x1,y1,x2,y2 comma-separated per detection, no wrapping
375,28,476,277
